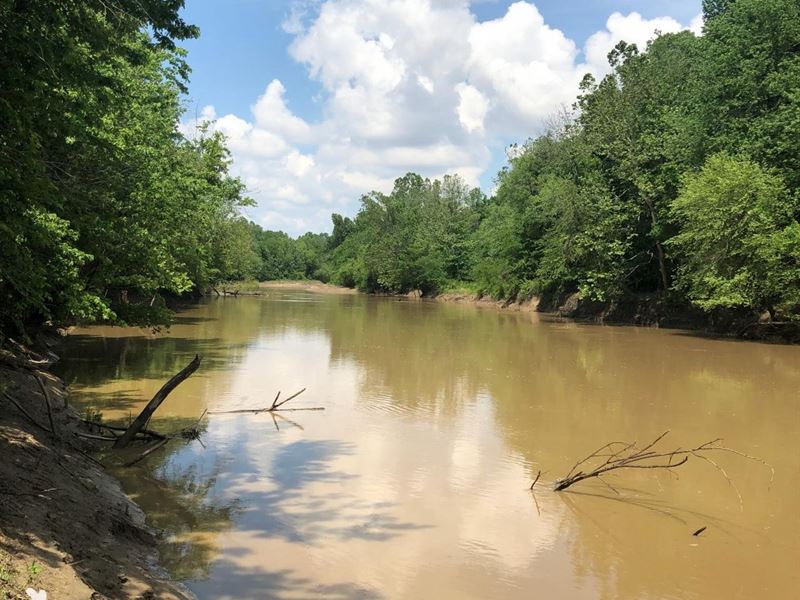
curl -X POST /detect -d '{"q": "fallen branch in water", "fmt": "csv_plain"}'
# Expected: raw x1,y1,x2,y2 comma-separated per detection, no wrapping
81,420,166,440
209,388,324,414
114,355,201,448
123,438,171,467
553,431,773,505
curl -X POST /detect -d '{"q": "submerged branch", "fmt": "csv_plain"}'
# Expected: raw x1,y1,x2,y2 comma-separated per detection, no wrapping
553,430,772,508
114,355,201,448
209,388,323,414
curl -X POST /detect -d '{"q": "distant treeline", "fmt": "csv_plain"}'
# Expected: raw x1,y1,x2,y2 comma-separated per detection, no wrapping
3,0,798,341
250,0,800,322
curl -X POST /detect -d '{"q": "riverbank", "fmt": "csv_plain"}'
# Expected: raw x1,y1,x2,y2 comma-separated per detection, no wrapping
253,280,800,342
432,291,540,312
258,280,358,294
0,350,191,600
439,288,800,343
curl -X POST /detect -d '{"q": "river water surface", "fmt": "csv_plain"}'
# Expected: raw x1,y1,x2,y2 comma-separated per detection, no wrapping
57,290,800,599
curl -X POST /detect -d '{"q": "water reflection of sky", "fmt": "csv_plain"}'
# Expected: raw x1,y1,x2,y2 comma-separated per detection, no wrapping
59,292,800,600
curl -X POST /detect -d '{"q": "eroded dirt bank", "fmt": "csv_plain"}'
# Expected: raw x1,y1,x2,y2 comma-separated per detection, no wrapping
435,289,800,343
431,291,539,312
258,280,357,294
0,356,191,600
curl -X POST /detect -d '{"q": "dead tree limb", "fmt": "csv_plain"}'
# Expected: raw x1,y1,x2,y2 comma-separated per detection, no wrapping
272,388,306,410
113,355,201,448
74,432,119,442
209,388,322,414
33,373,56,435
554,431,773,501
81,420,165,439
123,438,171,467
0,347,56,371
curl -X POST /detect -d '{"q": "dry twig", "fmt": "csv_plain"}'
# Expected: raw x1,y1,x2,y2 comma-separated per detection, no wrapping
123,438,171,467
553,430,773,508
209,388,323,414
33,373,56,434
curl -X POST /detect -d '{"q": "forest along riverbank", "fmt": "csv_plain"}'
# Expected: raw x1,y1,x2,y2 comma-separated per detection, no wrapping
0,350,191,600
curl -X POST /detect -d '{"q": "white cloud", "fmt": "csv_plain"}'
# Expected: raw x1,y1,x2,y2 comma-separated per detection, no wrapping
584,11,692,75
284,150,315,177
417,74,435,94
251,80,313,143
456,83,489,133
689,13,704,36
187,1,701,235
466,2,583,123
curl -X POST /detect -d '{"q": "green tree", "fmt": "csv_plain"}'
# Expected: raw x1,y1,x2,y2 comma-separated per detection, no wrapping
669,154,800,315
0,1,253,336
578,33,705,293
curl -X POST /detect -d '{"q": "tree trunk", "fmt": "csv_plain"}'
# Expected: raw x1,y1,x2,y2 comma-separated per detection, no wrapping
644,198,669,292
113,355,201,448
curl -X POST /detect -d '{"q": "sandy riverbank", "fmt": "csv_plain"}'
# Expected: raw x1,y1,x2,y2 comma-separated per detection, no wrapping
0,352,191,600
258,281,538,310
258,280,358,294
431,291,539,312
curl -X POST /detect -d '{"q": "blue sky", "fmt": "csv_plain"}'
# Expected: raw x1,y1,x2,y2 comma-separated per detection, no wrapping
178,0,702,235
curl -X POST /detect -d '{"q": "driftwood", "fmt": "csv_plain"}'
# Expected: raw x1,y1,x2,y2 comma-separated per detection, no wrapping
33,373,56,435
113,355,201,448
209,388,324,414
552,431,773,504
0,348,56,371
123,438,171,467
121,409,208,467
82,420,167,440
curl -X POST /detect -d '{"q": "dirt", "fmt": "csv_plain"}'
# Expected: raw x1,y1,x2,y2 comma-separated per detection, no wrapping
432,292,540,313
0,359,192,600
258,280,358,295
541,291,800,343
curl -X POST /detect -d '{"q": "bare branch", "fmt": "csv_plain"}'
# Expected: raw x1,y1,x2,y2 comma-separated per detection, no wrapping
209,388,321,414
114,355,201,448
553,431,772,502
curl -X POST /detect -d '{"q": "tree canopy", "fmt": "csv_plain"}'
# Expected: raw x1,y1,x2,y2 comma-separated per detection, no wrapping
0,1,251,336
271,0,800,322
3,0,798,339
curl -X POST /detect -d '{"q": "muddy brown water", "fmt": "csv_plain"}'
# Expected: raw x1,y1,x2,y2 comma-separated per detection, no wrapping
57,290,800,599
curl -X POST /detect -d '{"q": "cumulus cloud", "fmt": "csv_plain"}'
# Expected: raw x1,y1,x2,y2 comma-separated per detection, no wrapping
456,83,489,133
584,11,689,74
187,1,701,235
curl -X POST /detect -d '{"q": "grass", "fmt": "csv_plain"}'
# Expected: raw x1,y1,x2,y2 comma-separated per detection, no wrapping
0,555,21,600
82,406,103,423
26,562,41,586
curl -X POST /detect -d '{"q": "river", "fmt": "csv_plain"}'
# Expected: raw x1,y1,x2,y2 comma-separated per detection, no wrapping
56,289,800,599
